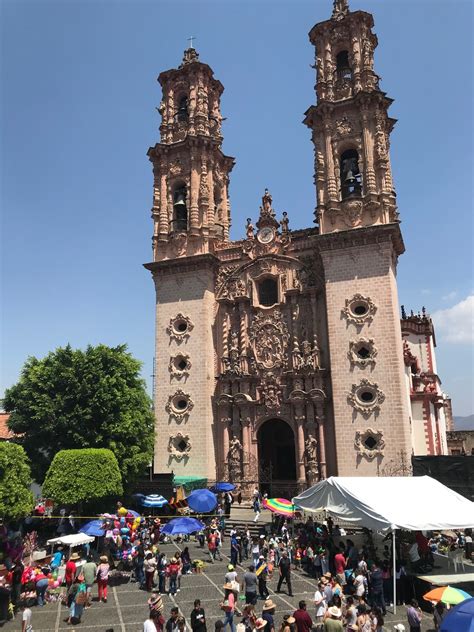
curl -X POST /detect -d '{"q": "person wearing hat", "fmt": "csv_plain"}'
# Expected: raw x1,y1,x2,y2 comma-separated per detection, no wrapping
65,551,80,588
279,615,296,632
97,555,110,602
144,606,165,631
225,564,238,584
261,599,276,632
323,606,342,631
221,582,238,632
293,600,312,632
256,556,269,600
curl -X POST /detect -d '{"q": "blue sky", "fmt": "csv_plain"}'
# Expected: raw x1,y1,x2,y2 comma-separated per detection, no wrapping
1,0,473,416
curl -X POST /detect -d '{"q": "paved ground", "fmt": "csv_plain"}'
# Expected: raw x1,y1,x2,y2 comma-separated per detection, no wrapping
3,537,438,632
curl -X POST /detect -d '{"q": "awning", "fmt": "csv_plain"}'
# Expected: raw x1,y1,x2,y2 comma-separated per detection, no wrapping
47,533,95,547
292,476,474,531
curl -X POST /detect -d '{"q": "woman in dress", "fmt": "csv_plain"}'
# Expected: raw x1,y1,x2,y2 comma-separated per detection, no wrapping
97,555,110,602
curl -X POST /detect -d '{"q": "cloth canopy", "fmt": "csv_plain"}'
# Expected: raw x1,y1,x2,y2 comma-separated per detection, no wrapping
292,476,474,531
47,533,95,547
187,489,217,513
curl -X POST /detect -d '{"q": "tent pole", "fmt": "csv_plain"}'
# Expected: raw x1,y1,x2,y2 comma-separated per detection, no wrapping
392,529,397,615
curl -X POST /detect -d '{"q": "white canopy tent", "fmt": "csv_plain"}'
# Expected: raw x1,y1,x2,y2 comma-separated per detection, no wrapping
293,476,474,613
46,534,95,547
292,475,474,530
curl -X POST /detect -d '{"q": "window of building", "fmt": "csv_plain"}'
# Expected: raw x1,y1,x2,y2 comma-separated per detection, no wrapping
340,149,362,199
258,277,279,307
177,95,189,122
173,185,188,231
336,50,352,81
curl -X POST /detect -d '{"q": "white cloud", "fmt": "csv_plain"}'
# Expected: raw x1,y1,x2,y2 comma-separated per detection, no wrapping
432,295,474,344
421,288,432,295
442,290,458,301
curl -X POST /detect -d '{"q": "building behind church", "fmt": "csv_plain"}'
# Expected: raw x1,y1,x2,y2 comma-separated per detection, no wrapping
144,0,451,495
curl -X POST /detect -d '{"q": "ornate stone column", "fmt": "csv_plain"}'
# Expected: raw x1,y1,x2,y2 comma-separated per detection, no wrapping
316,405,327,479
295,406,306,483
158,167,169,239
189,153,200,234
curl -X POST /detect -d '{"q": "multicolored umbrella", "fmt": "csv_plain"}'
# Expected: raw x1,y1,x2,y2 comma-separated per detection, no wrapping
424,586,472,606
263,497,296,517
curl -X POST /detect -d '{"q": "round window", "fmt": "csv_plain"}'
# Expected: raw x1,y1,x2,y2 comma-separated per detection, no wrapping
174,320,188,334
359,390,375,403
351,302,369,317
356,346,370,359
175,398,188,410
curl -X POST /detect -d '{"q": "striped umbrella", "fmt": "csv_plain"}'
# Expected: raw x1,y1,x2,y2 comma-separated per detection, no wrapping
424,586,471,606
141,494,168,508
263,497,296,517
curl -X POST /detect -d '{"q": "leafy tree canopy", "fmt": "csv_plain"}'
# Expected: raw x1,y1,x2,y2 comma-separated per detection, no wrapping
4,344,154,486
42,448,123,506
0,443,34,520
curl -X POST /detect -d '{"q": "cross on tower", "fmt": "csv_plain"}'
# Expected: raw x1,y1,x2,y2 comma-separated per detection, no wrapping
187,35,196,49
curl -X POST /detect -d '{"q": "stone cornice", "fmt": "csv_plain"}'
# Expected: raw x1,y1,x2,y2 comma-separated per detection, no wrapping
148,139,235,166
316,223,404,256
144,253,220,275
309,9,374,43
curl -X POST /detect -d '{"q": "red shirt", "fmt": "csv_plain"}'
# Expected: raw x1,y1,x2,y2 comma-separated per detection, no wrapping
65,561,76,583
293,608,313,632
334,552,346,574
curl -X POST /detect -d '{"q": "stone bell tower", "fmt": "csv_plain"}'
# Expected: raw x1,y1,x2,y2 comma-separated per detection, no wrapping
148,46,235,260
305,0,412,474
145,47,234,480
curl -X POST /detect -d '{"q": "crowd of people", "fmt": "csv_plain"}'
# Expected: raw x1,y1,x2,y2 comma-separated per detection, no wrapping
1,495,472,631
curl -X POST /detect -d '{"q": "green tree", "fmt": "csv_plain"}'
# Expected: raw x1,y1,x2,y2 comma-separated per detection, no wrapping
42,448,123,506
0,443,34,519
4,344,154,486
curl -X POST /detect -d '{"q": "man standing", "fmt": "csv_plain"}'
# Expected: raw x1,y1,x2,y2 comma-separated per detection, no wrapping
208,530,218,564
166,607,180,632
313,580,327,631
333,548,346,588
406,599,423,632
276,550,293,597
369,562,386,615
293,600,313,632
82,555,97,607
230,535,239,567
242,565,258,606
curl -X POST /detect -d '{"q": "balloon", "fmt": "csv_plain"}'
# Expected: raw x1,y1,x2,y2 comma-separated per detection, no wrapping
117,507,127,516
120,527,129,534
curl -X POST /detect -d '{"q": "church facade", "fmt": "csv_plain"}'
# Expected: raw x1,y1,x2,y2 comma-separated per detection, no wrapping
144,0,450,494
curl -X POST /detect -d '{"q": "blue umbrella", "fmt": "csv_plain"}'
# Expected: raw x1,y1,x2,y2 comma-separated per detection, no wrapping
161,517,205,535
141,494,168,508
79,520,105,537
187,489,217,513
210,482,235,493
441,597,474,632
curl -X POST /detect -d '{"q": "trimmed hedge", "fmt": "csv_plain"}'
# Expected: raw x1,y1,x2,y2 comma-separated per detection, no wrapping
42,448,123,505
0,443,34,520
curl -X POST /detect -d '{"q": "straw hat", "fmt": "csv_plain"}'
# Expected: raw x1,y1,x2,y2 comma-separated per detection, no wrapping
100,555,108,563
262,599,276,611
148,593,164,612
328,606,342,618
255,618,267,629
70,552,80,561
284,616,296,624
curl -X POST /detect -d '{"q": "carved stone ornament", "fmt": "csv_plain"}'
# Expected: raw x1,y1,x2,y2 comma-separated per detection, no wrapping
334,116,353,137
292,337,320,372
165,389,194,421
168,433,192,460
169,159,183,176
341,199,363,228
216,265,239,294
249,310,289,370
169,354,192,378
354,428,385,460
167,313,194,342
259,374,282,412
341,294,377,325
220,277,248,301
348,338,378,368
348,379,385,418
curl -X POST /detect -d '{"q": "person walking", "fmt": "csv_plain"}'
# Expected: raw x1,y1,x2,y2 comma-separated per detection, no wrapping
20,604,32,632
313,579,327,631
369,563,386,615
276,550,293,597
97,555,110,602
221,583,237,632
191,598,207,632
82,554,97,607
65,552,79,588
230,535,239,567
253,497,261,522
144,553,157,592
166,607,180,632
157,553,168,594
256,556,269,600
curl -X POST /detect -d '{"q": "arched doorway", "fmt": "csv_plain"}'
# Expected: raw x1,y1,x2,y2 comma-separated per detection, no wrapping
257,419,296,494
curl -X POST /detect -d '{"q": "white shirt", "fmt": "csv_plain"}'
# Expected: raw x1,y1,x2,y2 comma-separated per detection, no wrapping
409,543,420,563
22,609,32,624
143,621,157,632
354,574,366,597
314,590,327,617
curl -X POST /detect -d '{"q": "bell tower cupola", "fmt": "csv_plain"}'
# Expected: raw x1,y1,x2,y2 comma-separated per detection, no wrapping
148,46,235,260
304,0,398,233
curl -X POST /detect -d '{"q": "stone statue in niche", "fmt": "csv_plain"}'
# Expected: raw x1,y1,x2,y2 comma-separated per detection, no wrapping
304,434,319,484
260,376,282,412
228,437,243,480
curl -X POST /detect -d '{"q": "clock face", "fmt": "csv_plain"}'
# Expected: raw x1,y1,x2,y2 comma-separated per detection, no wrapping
257,226,275,244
